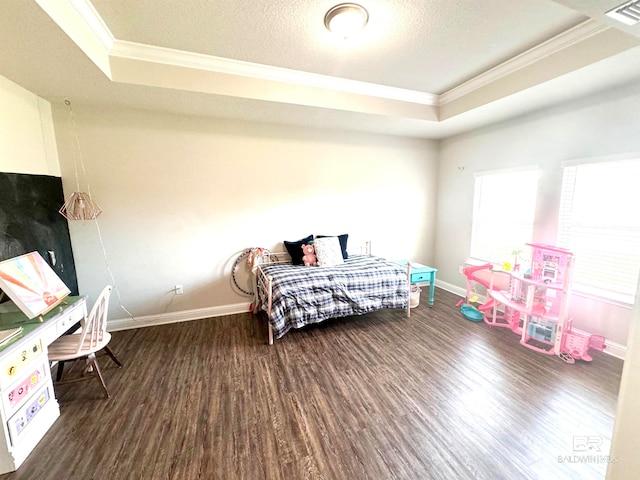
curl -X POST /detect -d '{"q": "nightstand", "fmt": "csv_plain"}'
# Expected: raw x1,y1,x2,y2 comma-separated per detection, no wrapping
395,260,437,316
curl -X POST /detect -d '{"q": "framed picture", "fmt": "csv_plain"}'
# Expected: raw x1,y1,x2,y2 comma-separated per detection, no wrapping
0,252,70,319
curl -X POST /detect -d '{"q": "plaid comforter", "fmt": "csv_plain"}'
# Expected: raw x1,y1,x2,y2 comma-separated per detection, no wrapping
258,255,408,339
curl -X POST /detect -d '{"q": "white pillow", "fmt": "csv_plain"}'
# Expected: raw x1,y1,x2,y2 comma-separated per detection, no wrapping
314,236,344,267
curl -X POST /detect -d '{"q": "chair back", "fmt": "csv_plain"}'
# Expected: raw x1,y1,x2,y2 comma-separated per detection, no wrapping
75,285,112,355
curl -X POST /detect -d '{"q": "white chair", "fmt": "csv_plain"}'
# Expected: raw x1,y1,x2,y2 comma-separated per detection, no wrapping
48,285,117,399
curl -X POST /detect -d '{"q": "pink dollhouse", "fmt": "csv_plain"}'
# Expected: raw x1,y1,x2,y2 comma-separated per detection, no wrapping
461,243,605,363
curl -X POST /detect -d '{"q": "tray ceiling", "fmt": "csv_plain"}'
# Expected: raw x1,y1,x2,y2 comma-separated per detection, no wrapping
1,0,640,138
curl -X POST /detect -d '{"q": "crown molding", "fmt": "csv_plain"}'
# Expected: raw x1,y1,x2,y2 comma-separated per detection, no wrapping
439,19,610,105
41,2,614,117
34,0,114,78
66,0,115,51
109,40,439,106
59,0,438,106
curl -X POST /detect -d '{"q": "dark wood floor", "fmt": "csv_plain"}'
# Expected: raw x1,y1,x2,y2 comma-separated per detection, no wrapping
2,288,623,480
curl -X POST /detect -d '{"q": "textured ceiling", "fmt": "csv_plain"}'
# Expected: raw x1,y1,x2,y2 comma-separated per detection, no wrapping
91,0,585,94
1,0,640,139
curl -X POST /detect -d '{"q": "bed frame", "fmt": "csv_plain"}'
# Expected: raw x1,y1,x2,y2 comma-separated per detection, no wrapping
253,241,410,345
252,250,285,345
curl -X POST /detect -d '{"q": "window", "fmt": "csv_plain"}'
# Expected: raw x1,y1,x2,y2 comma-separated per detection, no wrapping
470,168,539,264
557,158,640,304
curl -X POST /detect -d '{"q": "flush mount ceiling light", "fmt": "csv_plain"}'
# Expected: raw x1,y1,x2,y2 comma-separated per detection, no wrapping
324,3,369,38
59,100,103,221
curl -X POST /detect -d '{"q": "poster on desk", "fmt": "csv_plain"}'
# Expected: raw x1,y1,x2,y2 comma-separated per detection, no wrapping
0,251,70,319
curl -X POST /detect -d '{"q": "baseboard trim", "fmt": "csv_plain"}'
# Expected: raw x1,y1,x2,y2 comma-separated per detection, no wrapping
602,340,625,360
107,302,252,332
435,279,466,298
107,288,628,359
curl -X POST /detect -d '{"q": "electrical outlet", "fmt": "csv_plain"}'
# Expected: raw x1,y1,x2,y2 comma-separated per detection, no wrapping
459,265,464,274
175,285,184,295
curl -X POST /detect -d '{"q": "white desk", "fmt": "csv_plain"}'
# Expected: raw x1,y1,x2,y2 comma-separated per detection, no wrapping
0,296,86,474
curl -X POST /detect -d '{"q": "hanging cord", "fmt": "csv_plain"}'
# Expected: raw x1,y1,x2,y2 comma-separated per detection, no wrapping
65,100,82,193
65,99,134,320
93,218,134,319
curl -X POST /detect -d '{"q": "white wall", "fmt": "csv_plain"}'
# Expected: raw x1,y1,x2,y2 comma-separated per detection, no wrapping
607,273,640,478
2,65,637,350
0,74,59,176
51,104,439,321
435,81,640,349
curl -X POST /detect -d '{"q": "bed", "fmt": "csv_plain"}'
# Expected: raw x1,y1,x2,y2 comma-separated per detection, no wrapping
254,251,409,344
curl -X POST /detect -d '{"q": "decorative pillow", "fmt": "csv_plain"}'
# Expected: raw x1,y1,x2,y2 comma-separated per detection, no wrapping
314,236,344,267
301,244,317,266
316,234,348,259
284,234,313,265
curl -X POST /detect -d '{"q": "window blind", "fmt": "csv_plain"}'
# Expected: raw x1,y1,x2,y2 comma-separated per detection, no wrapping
557,158,640,304
470,169,539,264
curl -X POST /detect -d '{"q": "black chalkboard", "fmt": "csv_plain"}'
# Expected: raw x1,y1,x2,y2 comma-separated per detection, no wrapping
0,173,79,296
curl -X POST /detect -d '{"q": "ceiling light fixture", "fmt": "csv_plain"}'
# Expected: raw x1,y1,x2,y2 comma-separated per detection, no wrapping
324,3,369,38
59,99,103,221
